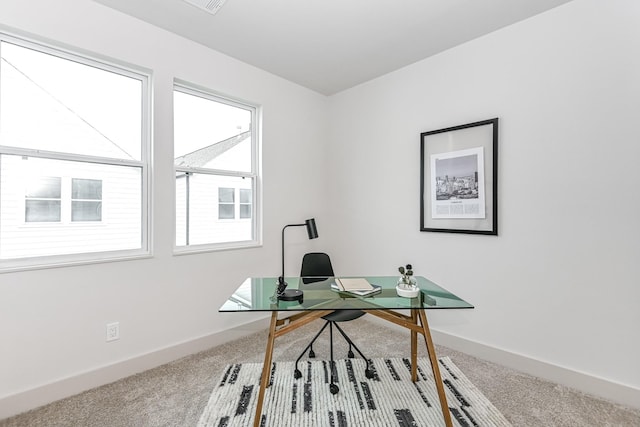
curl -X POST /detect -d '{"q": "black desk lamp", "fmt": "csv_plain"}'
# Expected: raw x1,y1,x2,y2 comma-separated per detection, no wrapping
278,218,318,301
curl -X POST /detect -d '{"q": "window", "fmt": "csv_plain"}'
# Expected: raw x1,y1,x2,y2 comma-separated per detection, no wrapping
216,187,252,220
23,176,103,223
218,187,235,219
71,178,102,222
25,176,61,222
239,188,252,219
0,34,149,267
174,82,259,249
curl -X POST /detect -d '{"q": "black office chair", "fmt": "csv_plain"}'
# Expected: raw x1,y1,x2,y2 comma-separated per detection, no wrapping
293,252,373,394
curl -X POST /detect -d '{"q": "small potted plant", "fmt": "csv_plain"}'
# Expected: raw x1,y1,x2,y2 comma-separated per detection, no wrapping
396,264,419,298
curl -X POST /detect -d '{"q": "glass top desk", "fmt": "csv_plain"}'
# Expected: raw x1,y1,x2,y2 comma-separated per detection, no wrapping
220,276,473,427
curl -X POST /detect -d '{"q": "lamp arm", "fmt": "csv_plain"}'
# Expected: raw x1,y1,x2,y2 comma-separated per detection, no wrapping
281,223,306,280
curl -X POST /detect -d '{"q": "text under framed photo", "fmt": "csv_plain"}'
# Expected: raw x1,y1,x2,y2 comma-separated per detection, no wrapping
420,118,498,235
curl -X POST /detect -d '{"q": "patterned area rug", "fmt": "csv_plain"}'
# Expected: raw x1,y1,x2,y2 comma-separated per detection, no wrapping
198,357,511,427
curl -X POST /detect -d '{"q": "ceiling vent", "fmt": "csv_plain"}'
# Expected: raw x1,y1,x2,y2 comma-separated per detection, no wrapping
181,0,228,16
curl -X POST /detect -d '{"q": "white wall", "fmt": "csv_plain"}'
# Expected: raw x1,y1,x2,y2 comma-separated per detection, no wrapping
2,0,640,419
0,0,329,417
327,0,640,405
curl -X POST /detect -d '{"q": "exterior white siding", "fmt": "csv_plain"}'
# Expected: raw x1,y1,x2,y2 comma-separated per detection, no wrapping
175,172,252,246
0,155,141,259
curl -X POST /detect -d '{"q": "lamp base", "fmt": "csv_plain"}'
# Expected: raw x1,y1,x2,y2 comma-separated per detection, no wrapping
278,288,303,302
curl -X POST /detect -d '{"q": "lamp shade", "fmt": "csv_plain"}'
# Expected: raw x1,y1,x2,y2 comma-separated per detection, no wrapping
305,218,318,240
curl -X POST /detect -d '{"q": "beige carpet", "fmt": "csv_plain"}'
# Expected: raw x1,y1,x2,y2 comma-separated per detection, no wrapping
1,318,639,426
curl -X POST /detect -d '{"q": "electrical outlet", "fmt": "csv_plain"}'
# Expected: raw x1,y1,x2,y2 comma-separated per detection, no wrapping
106,322,120,342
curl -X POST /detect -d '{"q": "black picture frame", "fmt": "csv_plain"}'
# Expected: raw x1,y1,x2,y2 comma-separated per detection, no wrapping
420,118,498,235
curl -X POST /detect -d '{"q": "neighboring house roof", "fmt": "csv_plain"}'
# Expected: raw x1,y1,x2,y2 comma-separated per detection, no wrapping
174,131,250,167
2,54,248,166
0,57,135,160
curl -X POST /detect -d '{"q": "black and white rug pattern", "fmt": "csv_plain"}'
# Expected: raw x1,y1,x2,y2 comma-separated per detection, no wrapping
198,357,511,427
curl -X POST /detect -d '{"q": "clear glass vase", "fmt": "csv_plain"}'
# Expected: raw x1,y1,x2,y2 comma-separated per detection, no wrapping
396,277,419,298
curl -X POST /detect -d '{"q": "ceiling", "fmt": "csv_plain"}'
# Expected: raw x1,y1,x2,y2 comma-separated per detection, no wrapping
92,0,574,95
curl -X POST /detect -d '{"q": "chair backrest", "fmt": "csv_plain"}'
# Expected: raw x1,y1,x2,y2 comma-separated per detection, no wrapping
300,252,334,283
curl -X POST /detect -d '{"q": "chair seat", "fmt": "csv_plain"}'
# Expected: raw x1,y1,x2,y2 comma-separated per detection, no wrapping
323,309,365,322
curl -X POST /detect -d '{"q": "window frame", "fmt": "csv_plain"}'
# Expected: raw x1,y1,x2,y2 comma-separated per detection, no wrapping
217,187,236,220
173,80,261,253
24,176,62,223
71,178,103,222
0,31,152,272
239,188,252,220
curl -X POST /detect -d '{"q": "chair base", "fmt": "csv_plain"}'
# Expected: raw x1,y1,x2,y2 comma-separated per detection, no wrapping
294,320,373,394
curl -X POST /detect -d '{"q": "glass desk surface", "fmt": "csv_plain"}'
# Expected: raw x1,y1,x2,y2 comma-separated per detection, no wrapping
220,276,473,312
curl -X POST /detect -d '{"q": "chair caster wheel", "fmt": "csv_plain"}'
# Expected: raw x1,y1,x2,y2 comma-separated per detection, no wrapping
365,369,374,379
329,384,339,395
347,350,355,358
294,369,302,379
309,349,316,358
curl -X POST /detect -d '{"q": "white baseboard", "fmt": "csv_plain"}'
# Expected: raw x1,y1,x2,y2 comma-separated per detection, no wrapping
366,315,639,410
3,315,639,421
429,330,640,410
0,317,269,420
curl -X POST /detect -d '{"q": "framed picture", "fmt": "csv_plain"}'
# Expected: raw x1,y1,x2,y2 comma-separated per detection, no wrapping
420,118,498,235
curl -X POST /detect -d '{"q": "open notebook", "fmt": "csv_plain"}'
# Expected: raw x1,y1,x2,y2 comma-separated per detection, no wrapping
333,278,381,296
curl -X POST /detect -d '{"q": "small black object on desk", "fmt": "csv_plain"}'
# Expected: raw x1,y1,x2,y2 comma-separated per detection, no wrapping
276,276,304,302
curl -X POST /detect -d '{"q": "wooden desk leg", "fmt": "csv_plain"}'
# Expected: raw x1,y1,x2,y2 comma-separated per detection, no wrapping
410,309,418,383
417,308,453,427
253,312,278,427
